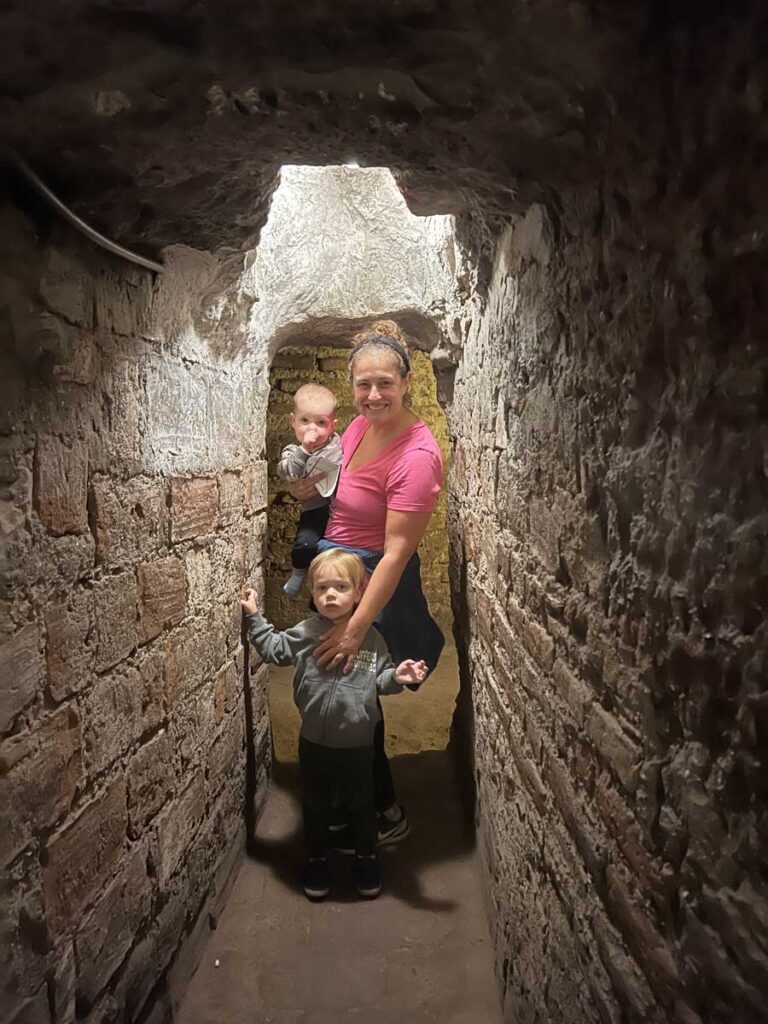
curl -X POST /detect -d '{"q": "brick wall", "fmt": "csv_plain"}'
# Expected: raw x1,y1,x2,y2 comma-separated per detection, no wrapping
265,345,452,631
0,211,270,1024
448,76,767,1022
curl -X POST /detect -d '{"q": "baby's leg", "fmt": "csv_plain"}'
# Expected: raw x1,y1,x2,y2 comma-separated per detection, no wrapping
284,505,330,595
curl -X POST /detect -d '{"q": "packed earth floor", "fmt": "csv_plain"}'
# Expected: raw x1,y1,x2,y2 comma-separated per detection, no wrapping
2,4,766,1022
178,657,499,1023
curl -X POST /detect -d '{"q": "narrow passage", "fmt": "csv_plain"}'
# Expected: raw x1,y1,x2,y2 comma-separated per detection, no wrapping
178,712,499,1023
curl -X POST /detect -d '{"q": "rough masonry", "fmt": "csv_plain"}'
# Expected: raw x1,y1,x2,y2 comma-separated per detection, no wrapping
0,218,271,1024
1,3,766,1023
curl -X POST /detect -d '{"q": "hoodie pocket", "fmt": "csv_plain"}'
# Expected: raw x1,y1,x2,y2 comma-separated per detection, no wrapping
334,679,376,737
293,675,315,716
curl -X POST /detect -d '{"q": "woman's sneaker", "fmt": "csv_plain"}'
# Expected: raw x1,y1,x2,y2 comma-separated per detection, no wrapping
356,854,382,898
377,804,410,846
331,806,410,854
302,857,330,900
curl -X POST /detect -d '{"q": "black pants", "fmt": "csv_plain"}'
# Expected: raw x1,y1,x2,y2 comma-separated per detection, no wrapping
299,738,376,856
292,506,330,570
372,553,445,812
372,709,396,813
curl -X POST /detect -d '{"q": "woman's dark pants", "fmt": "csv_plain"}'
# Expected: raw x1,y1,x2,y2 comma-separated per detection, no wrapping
299,738,376,856
371,552,445,812
292,506,330,569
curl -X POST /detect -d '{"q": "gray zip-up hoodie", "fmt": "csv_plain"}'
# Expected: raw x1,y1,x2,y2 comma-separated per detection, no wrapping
245,612,402,748
276,433,342,512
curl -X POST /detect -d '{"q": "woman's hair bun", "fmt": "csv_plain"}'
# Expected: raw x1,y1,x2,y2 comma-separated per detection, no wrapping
352,319,408,350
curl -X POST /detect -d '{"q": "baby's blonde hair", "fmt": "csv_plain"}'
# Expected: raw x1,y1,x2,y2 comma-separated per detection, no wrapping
307,548,366,592
293,383,338,413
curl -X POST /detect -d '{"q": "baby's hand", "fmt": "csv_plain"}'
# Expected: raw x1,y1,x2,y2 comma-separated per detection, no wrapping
394,659,428,686
240,588,259,615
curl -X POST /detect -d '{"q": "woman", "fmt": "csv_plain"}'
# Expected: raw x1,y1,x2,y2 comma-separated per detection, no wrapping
287,321,445,844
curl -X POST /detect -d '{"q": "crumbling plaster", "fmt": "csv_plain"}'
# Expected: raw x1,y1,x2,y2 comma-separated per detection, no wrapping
1,1,766,1022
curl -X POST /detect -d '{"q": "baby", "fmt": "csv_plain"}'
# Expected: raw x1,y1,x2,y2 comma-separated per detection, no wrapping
276,383,342,595
240,548,427,900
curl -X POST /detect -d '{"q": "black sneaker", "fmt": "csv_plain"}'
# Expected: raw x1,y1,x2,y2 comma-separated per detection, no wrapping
376,804,410,847
302,857,330,901
356,854,382,899
332,806,410,855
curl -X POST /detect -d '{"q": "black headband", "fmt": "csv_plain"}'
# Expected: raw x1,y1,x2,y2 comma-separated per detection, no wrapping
350,334,411,373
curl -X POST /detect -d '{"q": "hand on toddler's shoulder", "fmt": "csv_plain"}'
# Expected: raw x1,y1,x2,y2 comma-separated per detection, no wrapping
240,588,259,615
394,659,428,687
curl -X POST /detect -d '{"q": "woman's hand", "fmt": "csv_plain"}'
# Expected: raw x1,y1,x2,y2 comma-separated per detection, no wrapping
240,588,258,616
285,476,321,502
314,619,367,673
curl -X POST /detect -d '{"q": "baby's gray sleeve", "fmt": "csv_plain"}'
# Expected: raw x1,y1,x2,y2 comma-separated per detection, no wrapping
325,435,343,467
276,444,310,481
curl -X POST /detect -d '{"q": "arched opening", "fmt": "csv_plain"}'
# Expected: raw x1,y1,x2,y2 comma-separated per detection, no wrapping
238,161,466,771
264,339,459,764
172,168,497,1022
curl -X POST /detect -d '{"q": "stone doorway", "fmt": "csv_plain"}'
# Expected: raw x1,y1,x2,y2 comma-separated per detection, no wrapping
264,341,460,764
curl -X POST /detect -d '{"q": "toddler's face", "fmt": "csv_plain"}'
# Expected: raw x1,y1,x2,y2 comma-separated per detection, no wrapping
311,565,360,622
291,398,336,452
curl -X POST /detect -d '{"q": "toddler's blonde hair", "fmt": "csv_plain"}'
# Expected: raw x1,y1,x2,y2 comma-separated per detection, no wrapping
307,548,366,592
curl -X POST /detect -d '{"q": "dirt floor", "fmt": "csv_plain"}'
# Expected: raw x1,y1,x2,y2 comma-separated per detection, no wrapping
177,633,501,1023
178,747,500,1023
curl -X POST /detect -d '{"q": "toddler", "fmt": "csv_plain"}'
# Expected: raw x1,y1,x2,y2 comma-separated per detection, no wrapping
276,383,342,596
240,548,427,901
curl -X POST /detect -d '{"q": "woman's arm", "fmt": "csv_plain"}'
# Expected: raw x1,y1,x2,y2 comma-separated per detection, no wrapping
314,509,433,671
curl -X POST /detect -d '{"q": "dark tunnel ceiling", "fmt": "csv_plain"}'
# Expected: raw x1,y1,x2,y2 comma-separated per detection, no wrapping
0,0,759,255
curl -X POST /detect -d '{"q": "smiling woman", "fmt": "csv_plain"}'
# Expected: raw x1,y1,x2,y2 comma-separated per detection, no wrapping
291,320,447,844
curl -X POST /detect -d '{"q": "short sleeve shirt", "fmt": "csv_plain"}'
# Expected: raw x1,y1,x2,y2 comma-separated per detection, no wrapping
324,416,443,552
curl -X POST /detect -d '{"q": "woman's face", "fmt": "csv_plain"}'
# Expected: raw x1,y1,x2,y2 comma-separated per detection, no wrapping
351,353,411,424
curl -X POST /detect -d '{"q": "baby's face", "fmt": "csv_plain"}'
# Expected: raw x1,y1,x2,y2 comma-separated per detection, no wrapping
291,398,336,451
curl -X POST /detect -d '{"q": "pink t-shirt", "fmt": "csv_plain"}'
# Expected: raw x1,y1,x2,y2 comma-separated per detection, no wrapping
325,416,443,552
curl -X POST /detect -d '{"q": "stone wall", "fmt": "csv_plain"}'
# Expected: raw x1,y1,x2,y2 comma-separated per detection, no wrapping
0,208,270,1024
2,11,765,1016
448,49,767,1024
0,161,463,1024
265,345,451,631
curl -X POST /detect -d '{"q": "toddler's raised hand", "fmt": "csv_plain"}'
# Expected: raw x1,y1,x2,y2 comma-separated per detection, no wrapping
240,588,259,615
394,659,428,687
